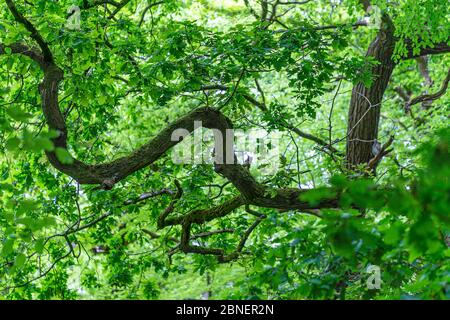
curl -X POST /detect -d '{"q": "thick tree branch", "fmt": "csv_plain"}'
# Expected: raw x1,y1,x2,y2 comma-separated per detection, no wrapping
346,1,449,170
345,13,396,170
403,41,450,60
6,0,54,64
0,42,46,69
406,68,450,109
0,2,402,227
8,56,344,212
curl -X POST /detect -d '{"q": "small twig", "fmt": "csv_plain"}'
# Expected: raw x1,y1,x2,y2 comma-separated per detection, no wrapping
368,136,395,169
124,188,174,205
157,180,183,229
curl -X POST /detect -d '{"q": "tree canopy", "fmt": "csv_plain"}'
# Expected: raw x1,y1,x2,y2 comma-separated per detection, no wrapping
0,0,449,300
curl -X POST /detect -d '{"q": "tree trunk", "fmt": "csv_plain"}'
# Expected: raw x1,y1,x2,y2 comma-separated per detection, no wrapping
345,17,396,170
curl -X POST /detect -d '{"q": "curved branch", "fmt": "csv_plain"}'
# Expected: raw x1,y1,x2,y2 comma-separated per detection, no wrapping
139,1,164,27
219,214,265,263
3,1,347,214
367,135,394,170
6,0,54,64
12,61,344,211
124,188,175,205
177,196,245,258
174,201,266,263
157,180,183,229
108,0,131,19
0,42,45,69
406,68,450,109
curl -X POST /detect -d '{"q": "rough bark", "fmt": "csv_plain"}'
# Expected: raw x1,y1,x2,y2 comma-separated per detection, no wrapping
4,43,342,211
345,5,450,170
3,1,449,209
345,15,396,170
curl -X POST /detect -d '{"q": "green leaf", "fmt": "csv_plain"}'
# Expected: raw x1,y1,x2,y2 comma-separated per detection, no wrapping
1,238,15,257
34,238,45,254
55,147,74,164
6,107,32,122
36,137,55,151
14,253,26,269
299,187,337,206
5,137,21,151
16,200,40,216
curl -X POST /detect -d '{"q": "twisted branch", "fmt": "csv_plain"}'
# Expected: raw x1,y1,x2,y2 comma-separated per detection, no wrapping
406,68,450,109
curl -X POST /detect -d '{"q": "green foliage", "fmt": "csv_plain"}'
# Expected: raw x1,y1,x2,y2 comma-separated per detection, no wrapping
0,0,448,300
